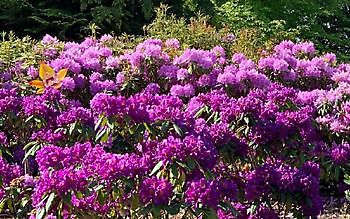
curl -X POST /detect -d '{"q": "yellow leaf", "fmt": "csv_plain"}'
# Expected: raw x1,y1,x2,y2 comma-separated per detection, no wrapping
56,69,68,81
29,80,45,89
37,88,45,94
39,63,55,80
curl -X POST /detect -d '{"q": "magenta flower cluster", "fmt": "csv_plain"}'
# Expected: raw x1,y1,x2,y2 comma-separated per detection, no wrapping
0,35,350,218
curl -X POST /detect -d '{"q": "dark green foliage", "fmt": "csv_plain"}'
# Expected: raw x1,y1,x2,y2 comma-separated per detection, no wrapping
213,0,350,61
0,0,165,40
0,0,88,40
0,0,219,41
259,0,350,61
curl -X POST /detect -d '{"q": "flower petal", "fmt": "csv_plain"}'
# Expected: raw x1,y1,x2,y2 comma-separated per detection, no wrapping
39,63,55,80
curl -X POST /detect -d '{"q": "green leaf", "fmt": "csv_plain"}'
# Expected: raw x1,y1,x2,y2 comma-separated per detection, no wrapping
6,198,12,212
247,204,257,215
344,178,350,185
54,128,64,134
243,116,249,124
176,161,191,172
100,129,110,143
25,115,34,123
23,144,40,163
188,64,194,74
170,165,178,180
218,201,238,217
36,207,46,219
205,208,218,219
194,105,207,118
144,122,155,135
130,194,139,211
95,128,107,142
20,198,29,208
23,141,37,150
165,203,181,215
97,190,107,205
236,125,246,136
128,125,137,135
0,147,12,158
75,191,84,199
149,160,163,176
187,158,196,170
214,112,220,123
151,205,161,218
62,193,72,204
305,197,313,208
45,192,56,212
281,192,286,203
94,114,105,131
34,117,42,123
173,123,183,137
335,166,340,181
206,111,217,123
95,184,104,192
107,118,115,129
69,121,77,135
345,190,350,201
0,199,6,212
244,126,250,136
285,193,293,211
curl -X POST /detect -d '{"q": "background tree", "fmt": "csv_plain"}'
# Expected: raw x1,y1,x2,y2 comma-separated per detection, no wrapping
213,0,350,61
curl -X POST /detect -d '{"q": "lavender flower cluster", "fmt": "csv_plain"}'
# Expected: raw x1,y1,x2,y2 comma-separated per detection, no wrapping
0,34,350,218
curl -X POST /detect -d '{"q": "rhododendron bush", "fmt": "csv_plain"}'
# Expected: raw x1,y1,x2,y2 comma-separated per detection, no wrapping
1,34,350,218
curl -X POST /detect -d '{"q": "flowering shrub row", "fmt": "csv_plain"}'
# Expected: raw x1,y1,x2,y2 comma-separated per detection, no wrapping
0,34,350,218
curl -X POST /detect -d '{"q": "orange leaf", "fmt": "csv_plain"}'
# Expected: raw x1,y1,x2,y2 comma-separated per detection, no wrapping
56,69,68,81
39,63,55,80
29,80,45,89
52,82,62,90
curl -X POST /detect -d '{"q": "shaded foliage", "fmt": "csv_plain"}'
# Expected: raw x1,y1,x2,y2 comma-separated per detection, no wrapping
0,0,217,40
0,0,170,40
